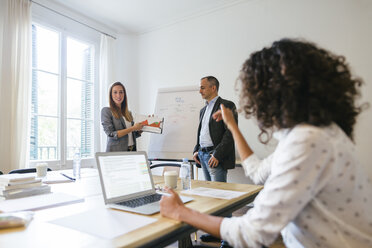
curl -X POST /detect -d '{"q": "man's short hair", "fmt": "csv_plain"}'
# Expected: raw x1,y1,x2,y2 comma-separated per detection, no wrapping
201,76,219,92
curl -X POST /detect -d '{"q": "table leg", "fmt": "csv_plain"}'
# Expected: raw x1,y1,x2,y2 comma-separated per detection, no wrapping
178,235,193,248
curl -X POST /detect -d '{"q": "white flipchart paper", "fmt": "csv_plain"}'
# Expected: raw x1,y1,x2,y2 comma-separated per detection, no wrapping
50,208,157,239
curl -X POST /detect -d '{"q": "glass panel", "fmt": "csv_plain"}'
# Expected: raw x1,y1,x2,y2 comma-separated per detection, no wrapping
67,79,93,119
66,79,82,119
66,119,93,159
81,120,93,159
29,115,38,160
67,119,81,160
32,71,58,116
32,24,59,73
30,116,58,161
67,37,93,81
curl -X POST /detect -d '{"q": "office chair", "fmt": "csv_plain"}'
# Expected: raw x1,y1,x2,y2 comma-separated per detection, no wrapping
0,171,3,175
149,163,181,176
9,168,52,174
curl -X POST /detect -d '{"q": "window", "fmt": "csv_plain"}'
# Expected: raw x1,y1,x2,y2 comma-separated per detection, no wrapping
30,23,95,167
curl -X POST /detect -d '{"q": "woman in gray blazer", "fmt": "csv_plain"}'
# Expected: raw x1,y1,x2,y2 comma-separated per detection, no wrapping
101,82,143,152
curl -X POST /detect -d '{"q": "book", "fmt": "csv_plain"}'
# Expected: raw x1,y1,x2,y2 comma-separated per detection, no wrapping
135,114,164,134
1,185,51,199
0,174,35,183
0,178,42,187
0,181,43,191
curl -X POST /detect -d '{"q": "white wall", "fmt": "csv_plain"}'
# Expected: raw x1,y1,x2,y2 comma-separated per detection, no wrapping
113,34,139,115
137,0,372,179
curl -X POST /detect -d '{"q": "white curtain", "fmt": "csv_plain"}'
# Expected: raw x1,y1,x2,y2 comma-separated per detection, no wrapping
99,34,116,152
0,0,31,173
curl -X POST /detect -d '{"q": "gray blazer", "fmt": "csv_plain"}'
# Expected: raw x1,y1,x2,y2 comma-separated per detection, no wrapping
101,107,141,152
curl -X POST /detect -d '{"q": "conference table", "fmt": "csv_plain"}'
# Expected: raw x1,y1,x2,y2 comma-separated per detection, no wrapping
0,168,262,248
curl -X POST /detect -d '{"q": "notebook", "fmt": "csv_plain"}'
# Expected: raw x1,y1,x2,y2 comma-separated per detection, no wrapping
95,151,192,215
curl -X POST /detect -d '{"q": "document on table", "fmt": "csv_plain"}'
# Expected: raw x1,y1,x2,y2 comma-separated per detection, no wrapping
0,192,84,212
42,172,74,184
50,208,157,239
60,168,99,178
181,187,247,200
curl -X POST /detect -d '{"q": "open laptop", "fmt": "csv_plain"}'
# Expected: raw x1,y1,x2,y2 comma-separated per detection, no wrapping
95,151,193,215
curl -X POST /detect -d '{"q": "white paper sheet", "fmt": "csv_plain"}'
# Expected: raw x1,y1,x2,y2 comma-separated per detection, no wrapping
181,187,247,199
50,208,157,239
43,172,73,184
134,114,164,134
0,192,84,212
61,168,98,178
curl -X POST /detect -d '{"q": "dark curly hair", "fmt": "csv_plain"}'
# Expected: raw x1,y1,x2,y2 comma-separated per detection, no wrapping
238,38,365,143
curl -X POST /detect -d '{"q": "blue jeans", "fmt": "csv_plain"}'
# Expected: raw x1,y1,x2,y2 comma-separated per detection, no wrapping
198,150,227,182
199,150,232,221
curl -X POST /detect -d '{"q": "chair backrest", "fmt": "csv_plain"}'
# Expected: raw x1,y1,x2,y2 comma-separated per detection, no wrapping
9,168,52,174
149,163,181,176
161,166,180,176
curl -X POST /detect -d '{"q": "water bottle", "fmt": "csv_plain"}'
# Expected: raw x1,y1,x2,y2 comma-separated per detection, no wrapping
73,150,81,179
180,158,191,190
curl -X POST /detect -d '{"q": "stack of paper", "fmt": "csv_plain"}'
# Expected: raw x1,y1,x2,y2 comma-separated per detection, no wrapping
0,174,51,199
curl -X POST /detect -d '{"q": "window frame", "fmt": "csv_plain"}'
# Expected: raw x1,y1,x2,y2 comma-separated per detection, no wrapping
29,19,100,170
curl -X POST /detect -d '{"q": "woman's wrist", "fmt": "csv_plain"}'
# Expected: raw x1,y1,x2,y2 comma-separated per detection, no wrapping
177,205,192,222
228,120,238,132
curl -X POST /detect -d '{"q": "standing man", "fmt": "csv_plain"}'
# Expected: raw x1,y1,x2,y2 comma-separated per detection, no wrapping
193,76,237,183
193,76,237,247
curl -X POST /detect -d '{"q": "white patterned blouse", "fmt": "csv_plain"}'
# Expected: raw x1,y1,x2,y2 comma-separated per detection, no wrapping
220,124,372,248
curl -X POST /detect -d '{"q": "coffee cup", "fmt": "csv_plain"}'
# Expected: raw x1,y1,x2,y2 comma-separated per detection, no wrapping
164,171,178,189
36,163,48,178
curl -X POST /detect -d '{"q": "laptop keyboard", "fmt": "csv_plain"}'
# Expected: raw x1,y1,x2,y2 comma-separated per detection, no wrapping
117,193,162,208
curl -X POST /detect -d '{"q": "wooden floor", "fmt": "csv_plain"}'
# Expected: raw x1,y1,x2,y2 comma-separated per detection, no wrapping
166,205,285,248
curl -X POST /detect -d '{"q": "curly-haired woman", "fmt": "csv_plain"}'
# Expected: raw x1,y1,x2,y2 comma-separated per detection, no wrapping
160,39,372,248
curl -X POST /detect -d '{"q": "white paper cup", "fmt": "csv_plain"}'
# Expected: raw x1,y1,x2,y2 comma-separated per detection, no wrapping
164,171,178,189
36,163,48,178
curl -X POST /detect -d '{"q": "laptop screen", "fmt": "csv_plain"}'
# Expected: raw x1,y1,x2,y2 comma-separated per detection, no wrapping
97,153,153,199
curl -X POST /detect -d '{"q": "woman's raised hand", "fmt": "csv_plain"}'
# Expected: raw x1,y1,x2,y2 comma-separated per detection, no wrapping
212,104,237,130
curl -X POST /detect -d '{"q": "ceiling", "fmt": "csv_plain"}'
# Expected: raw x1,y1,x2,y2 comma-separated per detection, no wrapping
48,0,248,34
